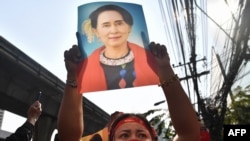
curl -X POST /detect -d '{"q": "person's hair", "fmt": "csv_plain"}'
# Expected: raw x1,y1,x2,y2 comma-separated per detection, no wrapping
89,4,133,29
108,113,158,141
107,111,123,130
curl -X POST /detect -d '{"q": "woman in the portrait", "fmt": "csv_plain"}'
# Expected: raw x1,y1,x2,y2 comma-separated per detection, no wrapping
77,4,159,93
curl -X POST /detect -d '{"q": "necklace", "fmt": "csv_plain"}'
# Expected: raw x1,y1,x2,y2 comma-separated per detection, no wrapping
100,49,135,88
100,49,134,66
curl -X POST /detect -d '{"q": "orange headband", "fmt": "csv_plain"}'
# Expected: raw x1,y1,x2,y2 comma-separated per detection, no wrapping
109,116,156,141
113,116,149,133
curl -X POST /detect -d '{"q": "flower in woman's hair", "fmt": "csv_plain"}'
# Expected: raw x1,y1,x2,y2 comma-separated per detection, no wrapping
82,19,95,43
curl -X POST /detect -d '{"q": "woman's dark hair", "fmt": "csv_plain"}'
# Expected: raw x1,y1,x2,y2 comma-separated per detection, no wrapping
108,113,158,141
89,4,133,29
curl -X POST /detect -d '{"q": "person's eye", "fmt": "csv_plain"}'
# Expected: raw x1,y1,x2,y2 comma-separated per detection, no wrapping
116,21,123,26
102,24,110,28
138,133,147,139
118,133,129,139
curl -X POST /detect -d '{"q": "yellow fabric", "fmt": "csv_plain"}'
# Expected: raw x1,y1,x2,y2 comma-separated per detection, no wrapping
82,127,109,141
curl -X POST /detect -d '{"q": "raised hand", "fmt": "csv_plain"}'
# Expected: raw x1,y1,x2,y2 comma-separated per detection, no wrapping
149,42,171,68
27,100,42,125
64,45,81,79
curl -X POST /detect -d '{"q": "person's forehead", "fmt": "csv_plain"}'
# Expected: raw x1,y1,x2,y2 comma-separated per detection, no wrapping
115,122,149,132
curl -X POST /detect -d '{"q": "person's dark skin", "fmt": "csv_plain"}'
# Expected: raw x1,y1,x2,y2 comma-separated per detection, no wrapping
57,41,200,141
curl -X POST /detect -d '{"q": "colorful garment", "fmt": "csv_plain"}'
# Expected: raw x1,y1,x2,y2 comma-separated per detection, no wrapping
77,42,158,93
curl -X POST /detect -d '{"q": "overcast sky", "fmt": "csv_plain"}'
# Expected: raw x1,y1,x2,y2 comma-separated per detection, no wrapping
0,0,169,136
0,0,238,140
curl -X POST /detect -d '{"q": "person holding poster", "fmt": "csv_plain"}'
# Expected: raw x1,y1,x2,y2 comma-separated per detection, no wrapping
76,2,159,93
57,42,200,141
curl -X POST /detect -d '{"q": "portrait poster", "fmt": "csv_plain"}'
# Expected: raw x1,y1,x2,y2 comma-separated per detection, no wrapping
77,1,159,93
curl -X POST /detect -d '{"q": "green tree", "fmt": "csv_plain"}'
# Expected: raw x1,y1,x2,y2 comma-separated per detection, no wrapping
143,109,176,140
224,85,250,124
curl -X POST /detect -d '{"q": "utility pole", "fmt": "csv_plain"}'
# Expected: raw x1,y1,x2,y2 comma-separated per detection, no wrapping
212,47,234,103
173,56,210,112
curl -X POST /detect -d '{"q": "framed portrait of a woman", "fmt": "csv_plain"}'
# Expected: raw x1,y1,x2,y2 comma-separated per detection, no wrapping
77,1,159,93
